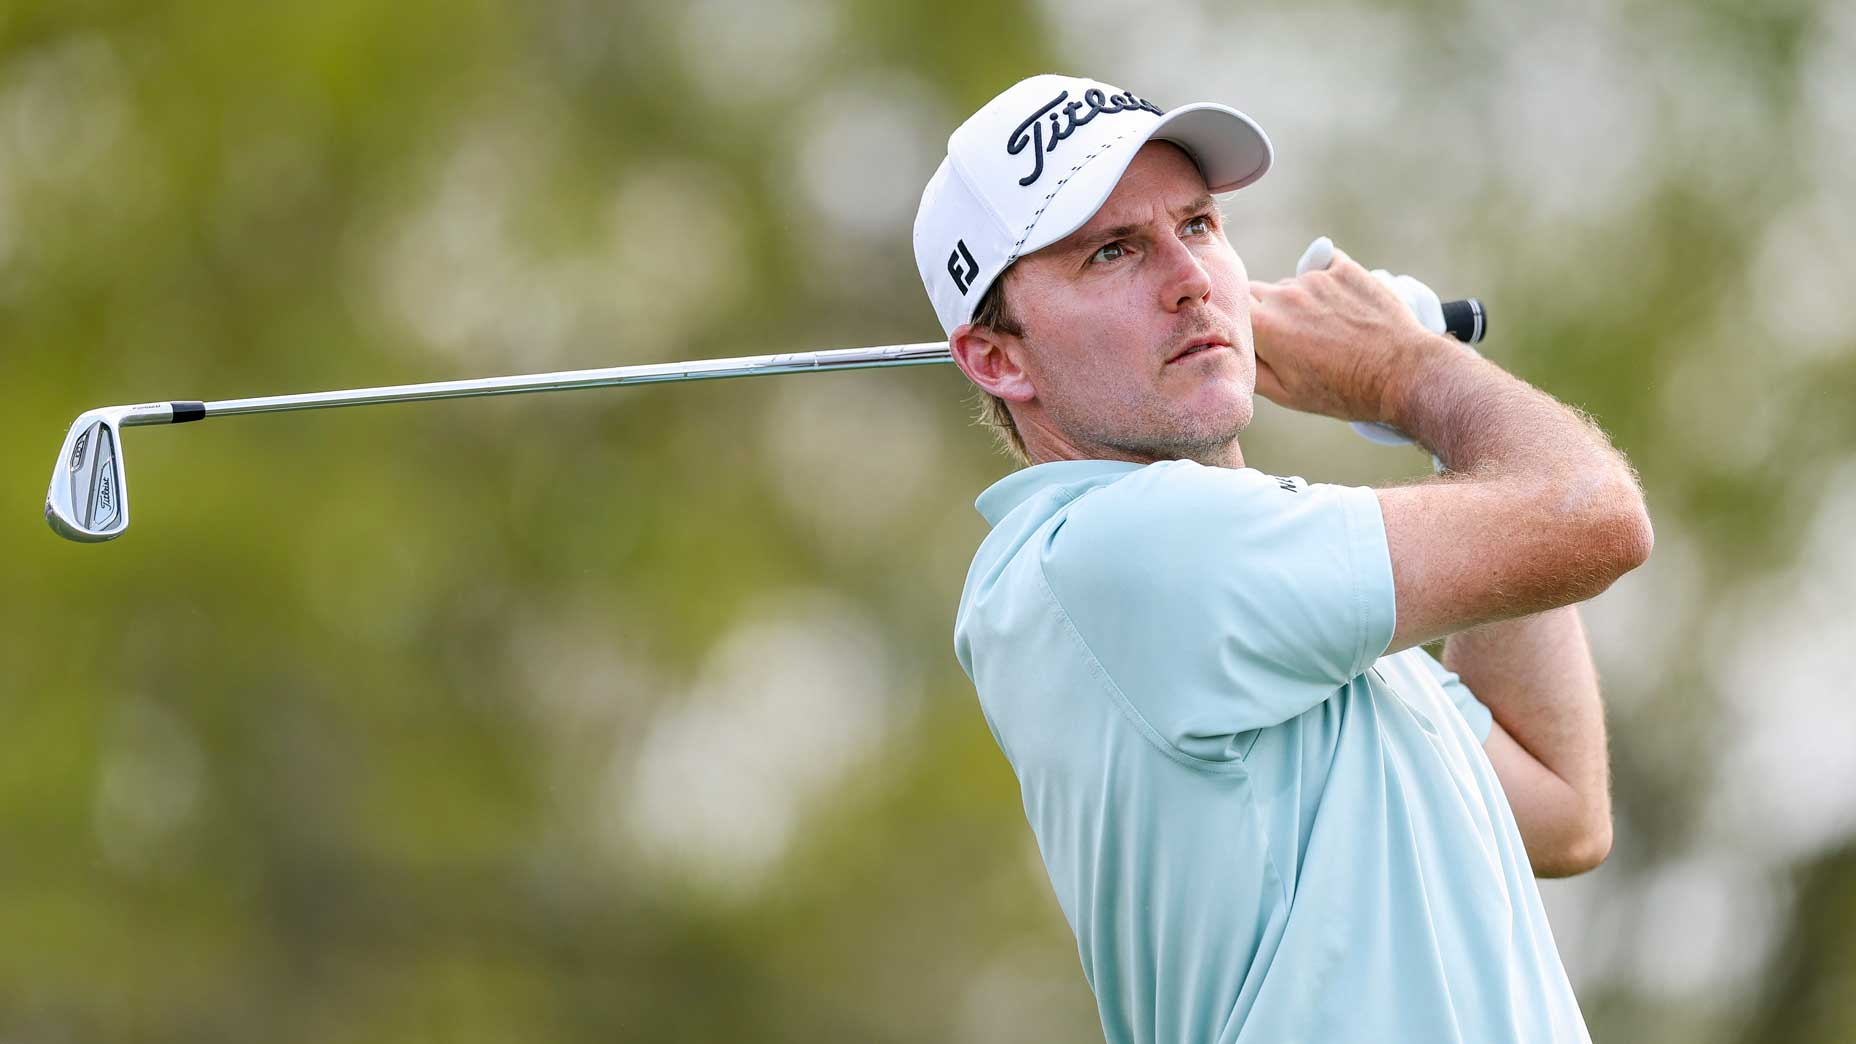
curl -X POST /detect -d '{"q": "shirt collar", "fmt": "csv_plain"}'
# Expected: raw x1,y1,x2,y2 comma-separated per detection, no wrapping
974,459,1147,526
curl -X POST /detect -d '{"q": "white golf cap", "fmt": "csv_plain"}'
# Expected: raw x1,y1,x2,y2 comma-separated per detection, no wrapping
913,74,1272,335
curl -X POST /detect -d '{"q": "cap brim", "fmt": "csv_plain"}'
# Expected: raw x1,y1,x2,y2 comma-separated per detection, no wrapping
1016,102,1272,259
1151,102,1273,193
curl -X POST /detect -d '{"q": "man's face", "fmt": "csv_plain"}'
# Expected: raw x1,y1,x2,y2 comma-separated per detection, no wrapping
993,141,1255,465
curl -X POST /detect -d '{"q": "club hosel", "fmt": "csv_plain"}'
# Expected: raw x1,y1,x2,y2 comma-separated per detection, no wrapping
113,402,178,426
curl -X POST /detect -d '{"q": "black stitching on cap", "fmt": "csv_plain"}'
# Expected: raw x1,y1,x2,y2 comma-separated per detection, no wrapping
1005,130,1133,267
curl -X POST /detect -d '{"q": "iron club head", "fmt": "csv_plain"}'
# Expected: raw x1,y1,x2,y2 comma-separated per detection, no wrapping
46,402,182,542
46,407,133,542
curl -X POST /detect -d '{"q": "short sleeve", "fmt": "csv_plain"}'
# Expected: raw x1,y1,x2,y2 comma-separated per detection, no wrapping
1414,647,1495,743
1039,460,1397,762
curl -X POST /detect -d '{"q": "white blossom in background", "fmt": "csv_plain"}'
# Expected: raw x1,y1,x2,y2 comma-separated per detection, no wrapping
0,33,158,278
1583,526,1705,706
1658,333,1798,479
1709,465,1856,863
760,373,945,550
792,75,944,244
1764,0,1856,363
678,0,839,106
370,95,564,364
614,590,904,897
94,698,208,875
1627,852,1783,1002
959,937,1102,1043
1799,2,1856,191
0,150,14,272
1537,852,1630,990
0,35,127,185
504,588,669,812
1471,0,1657,227
1749,190,1856,364
596,158,749,347
370,86,748,371
514,608,662,742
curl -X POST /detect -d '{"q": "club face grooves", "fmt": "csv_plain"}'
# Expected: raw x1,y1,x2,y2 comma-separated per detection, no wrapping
84,426,120,530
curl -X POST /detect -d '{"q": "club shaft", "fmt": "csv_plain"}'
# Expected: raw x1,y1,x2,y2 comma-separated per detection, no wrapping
169,342,953,421
125,295,1483,425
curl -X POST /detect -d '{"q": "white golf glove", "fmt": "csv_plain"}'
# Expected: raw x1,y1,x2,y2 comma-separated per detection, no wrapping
1293,236,1472,448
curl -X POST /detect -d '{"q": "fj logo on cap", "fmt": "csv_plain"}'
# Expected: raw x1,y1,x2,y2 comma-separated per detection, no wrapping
947,240,979,295
1007,88,1165,187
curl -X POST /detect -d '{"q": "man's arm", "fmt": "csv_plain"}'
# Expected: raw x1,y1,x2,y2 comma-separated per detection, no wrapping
1249,249,1653,654
1371,340,1650,653
1250,251,1647,874
1445,607,1612,877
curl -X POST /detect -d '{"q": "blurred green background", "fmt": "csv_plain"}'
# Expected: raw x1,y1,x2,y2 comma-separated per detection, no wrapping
5,0,1855,1040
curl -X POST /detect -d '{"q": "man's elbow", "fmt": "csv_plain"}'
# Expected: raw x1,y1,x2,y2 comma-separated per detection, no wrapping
1542,470,1654,604
1590,469,1654,580
1567,487,1653,606
1537,815,1614,878
1611,494,1654,575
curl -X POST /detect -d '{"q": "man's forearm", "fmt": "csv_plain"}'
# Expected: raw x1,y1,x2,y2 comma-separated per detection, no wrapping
1390,337,1636,489
1444,606,1611,859
1379,336,1654,632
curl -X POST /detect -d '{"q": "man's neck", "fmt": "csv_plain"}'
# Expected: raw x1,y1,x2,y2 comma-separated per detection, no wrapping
1024,433,1245,471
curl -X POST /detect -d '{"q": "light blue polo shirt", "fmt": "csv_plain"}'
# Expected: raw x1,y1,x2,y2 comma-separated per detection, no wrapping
953,459,1590,1043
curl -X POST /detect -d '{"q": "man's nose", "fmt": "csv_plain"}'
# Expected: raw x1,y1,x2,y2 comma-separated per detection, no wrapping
1158,236,1213,312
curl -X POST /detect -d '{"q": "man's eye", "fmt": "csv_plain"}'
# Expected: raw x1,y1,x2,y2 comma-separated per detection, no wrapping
1090,242,1126,264
1184,215,1212,236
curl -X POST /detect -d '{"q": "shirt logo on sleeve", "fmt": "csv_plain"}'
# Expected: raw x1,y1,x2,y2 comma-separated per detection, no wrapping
1273,476,1300,493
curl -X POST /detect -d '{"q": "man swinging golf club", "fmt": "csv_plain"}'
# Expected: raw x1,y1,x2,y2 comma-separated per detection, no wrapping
926,74,1651,1043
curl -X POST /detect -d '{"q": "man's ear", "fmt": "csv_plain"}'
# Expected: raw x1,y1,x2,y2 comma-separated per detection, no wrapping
950,322,1036,404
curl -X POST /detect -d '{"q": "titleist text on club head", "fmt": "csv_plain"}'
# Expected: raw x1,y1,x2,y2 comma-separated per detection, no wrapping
47,410,131,542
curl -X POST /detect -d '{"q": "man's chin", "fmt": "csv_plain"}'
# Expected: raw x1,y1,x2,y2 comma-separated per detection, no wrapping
1184,385,1254,433
1161,406,1252,457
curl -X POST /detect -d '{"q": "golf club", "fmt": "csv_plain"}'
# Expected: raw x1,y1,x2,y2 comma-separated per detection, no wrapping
46,300,1485,543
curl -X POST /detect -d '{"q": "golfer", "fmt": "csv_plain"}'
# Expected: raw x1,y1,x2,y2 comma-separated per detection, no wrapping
921,75,1651,1043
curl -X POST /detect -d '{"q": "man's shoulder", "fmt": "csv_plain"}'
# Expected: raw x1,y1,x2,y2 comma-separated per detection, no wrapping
1050,461,1323,559
963,459,1354,612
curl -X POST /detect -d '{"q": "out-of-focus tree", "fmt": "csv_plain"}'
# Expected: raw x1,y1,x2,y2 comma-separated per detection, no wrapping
2,0,1852,1041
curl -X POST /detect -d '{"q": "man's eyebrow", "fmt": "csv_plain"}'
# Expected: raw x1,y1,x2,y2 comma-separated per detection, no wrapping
1173,193,1218,219
1061,194,1223,257
1064,222,1144,257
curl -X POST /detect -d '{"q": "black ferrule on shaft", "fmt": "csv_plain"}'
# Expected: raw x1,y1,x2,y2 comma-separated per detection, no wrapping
170,401,206,423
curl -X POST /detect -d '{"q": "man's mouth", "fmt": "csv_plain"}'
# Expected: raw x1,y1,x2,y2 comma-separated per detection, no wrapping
1166,339,1230,364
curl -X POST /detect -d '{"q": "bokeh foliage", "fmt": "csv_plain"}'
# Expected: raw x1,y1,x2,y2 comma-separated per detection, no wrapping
4,1,1853,1041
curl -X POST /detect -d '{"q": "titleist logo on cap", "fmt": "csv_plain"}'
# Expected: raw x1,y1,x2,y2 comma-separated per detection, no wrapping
1007,88,1165,187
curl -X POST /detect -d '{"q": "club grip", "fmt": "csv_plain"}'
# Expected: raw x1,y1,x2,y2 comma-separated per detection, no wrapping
1441,298,1487,345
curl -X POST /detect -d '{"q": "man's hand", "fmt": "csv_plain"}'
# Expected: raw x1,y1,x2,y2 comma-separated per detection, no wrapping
1247,246,1452,426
